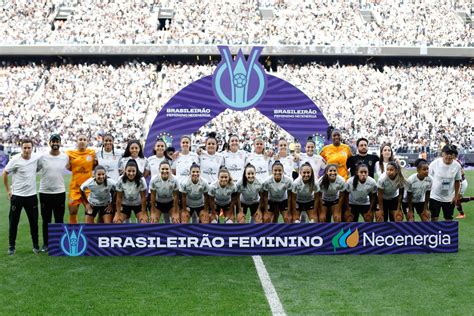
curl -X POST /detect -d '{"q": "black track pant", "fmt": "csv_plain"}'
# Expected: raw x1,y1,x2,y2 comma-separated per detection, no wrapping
9,195,39,249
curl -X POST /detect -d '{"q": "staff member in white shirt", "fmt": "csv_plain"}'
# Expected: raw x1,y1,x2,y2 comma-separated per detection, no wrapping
37,134,69,252
429,145,462,221
3,139,40,255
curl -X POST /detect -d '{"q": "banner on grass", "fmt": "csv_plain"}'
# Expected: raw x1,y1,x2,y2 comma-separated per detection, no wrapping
48,222,458,256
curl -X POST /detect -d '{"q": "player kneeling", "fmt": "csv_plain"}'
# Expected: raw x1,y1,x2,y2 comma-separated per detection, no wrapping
113,160,148,223
345,163,377,222
80,165,116,224
403,159,431,222
262,161,293,223
180,163,210,223
291,162,320,223
209,168,239,224
150,160,180,223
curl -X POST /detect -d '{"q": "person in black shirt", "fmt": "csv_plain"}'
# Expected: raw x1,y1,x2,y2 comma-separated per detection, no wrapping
346,138,379,178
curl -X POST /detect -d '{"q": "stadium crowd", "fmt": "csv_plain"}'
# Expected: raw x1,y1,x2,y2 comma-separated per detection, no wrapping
1,60,473,152
1,0,472,46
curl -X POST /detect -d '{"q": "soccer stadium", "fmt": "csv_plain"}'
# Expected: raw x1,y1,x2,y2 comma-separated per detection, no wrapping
1,0,473,314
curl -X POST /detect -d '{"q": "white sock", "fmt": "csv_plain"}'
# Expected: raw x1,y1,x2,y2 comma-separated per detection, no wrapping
300,211,308,223
294,219,301,224
211,219,218,224
225,218,233,224
192,213,199,224
163,214,170,224
309,219,315,223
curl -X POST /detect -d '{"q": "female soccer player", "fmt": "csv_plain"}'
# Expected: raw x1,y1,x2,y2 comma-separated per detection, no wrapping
403,159,432,222
274,138,297,179
209,168,239,224
97,134,122,181
247,137,271,183
236,163,264,223
149,160,179,223
262,161,293,223
199,133,225,185
377,161,406,222
66,133,96,223
375,143,397,176
114,159,148,223
119,140,150,178
291,162,320,223
172,135,199,186
345,163,377,222
223,134,248,184
320,130,352,180
80,165,116,224
148,138,171,181
317,164,346,222
180,163,210,223
298,138,326,179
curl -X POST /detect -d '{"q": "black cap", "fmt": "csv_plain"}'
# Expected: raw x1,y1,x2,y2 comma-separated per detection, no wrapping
49,134,61,142
442,145,457,155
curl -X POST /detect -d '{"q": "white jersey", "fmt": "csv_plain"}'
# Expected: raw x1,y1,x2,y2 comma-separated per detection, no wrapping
223,150,248,183
147,155,169,180
80,177,116,206
4,153,39,197
346,176,377,205
247,153,271,183
172,152,199,185
377,174,402,200
263,175,293,202
276,154,297,178
119,156,150,175
292,176,320,203
199,151,224,184
403,174,432,203
236,178,263,205
299,153,326,178
429,158,462,203
209,181,236,206
180,177,209,208
115,176,147,206
96,149,122,181
149,175,179,203
38,151,69,194
375,161,389,177
318,175,346,202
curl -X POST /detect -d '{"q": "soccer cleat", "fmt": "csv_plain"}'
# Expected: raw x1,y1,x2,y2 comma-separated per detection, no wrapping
41,245,49,253
8,248,15,256
33,247,40,255
455,214,465,219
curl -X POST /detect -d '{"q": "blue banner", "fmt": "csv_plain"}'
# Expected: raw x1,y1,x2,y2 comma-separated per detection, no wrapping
48,222,458,256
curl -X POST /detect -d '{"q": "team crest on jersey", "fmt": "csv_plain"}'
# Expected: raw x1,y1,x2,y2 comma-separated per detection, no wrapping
157,132,173,147
213,46,267,110
86,155,92,161
368,161,373,166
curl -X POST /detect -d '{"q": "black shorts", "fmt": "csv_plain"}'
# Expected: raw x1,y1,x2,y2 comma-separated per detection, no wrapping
402,202,425,214
216,203,231,213
121,205,143,217
188,206,204,215
268,200,288,212
155,201,174,213
322,200,338,208
429,199,454,220
349,204,371,222
383,197,399,212
85,205,112,217
296,201,314,212
241,202,259,216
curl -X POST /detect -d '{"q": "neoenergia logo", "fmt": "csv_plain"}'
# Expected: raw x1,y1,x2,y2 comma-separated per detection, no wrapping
332,228,359,252
60,225,87,256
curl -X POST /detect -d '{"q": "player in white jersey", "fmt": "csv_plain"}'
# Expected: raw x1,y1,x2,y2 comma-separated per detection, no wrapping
180,163,210,223
80,165,116,224
297,138,326,179
114,159,148,223
199,133,224,185
291,162,320,223
148,138,171,181
119,140,150,178
246,137,271,183
150,160,179,224
274,138,297,179
317,164,346,222
345,163,377,222
222,134,248,184
377,162,406,222
236,163,264,223
37,134,69,251
172,135,199,186
262,161,293,223
402,159,431,222
96,134,122,182
429,145,462,221
209,168,239,224
3,139,40,255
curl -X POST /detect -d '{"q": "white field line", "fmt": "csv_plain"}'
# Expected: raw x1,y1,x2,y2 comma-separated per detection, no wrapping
252,255,286,316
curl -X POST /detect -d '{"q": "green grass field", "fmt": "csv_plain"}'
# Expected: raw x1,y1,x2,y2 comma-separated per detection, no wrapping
1,171,473,315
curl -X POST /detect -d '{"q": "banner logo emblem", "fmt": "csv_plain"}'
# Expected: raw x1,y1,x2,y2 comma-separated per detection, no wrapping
60,225,87,256
213,46,267,110
332,228,359,252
